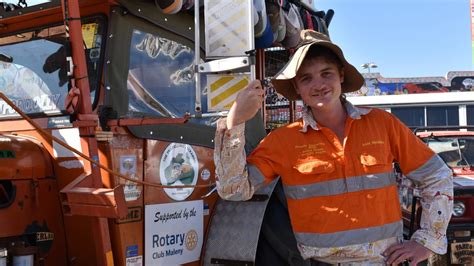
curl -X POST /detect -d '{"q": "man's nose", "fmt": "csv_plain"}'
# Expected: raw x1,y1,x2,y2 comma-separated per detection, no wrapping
311,79,325,91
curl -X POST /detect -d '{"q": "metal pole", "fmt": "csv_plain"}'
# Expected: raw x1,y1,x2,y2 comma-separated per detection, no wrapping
60,1,114,265
194,0,202,113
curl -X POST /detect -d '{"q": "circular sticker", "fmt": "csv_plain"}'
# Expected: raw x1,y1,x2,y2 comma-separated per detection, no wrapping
159,143,199,201
185,229,198,251
200,168,210,181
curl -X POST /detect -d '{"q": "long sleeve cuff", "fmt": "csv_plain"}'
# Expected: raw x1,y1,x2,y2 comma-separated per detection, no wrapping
411,229,448,254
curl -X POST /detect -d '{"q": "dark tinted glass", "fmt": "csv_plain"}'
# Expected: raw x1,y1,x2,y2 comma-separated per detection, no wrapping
426,106,459,126
391,107,425,127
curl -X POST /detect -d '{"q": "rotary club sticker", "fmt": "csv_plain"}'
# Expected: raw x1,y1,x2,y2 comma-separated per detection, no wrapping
185,230,198,251
160,143,199,201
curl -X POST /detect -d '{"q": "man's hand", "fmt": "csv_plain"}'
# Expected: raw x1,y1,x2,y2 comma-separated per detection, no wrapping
226,80,264,130
383,241,432,265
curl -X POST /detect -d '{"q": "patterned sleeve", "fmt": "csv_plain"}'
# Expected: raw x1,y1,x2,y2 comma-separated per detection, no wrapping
386,113,453,254
407,156,453,254
213,118,257,201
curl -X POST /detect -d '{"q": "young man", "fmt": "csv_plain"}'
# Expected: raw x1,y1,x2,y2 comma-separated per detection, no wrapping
214,30,453,265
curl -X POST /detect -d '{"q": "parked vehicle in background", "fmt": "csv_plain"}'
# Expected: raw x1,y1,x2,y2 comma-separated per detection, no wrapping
402,82,449,94
397,126,474,265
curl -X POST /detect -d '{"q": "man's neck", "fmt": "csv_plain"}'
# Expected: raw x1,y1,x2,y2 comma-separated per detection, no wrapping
312,102,346,127
311,102,347,141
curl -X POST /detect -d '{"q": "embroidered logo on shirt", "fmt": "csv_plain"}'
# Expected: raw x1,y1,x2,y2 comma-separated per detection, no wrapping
362,140,385,147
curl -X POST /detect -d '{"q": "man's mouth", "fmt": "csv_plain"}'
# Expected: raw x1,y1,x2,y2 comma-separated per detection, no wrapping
312,90,331,97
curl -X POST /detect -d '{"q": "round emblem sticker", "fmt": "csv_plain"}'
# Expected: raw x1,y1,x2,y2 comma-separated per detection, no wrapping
159,143,199,201
200,168,210,181
185,229,198,251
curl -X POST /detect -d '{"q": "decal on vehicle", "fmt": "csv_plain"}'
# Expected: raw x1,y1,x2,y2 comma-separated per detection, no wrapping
120,155,141,201
0,150,15,159
145,200,203,265
125,255,142,266
159,143,198,201
451,241,474,265
200,168,211,181
47,116,72,128
116,207,142,224
126,245,139,258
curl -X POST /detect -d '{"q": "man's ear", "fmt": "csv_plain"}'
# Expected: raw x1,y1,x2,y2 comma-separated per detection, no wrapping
340,67,345,83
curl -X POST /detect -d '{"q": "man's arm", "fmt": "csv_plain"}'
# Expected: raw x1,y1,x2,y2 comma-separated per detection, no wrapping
384,113,453,265
385,156,453,265
407,155,453,254
213,80,265,201
214,119,256,200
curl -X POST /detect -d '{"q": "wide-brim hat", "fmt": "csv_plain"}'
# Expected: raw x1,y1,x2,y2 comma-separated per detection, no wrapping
271,30,364,100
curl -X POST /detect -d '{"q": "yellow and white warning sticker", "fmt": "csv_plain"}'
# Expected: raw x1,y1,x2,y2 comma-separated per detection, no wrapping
207,74,250,111
204,0,253,57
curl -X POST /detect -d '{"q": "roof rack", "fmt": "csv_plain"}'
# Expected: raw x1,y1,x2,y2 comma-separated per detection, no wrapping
412,126,474,134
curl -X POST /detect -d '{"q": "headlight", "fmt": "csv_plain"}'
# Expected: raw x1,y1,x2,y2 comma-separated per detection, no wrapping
452,201,466,217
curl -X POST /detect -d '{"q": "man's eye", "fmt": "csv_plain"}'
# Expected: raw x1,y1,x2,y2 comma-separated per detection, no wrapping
322,72,332,77
300,76,310,83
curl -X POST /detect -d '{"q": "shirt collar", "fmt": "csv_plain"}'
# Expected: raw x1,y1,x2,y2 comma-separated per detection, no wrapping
300,101,372,133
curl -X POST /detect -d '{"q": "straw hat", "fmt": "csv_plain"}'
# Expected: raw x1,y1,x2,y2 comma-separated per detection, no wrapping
271,30,364,100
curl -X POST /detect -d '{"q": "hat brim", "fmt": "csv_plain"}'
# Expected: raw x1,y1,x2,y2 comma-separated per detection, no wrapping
271,41,364,101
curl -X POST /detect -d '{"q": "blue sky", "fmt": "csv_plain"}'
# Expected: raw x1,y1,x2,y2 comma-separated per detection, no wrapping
317,0,472,78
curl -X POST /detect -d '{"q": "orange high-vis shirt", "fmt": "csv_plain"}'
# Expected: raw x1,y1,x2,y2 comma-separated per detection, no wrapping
246,107,438,247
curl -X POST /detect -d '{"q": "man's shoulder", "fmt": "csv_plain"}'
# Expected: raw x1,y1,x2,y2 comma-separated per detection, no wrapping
270,120,304,135
363,107,394,120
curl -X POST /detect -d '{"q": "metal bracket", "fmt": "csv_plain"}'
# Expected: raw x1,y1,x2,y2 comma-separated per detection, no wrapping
197,56,254,73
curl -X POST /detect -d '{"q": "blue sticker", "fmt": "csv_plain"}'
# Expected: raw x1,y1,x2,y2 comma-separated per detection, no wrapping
91,155,99,168
126,245,139,258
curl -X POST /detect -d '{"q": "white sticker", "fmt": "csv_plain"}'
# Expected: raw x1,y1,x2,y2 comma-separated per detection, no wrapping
52,128,82,158
126,255,142,266
145,200,203,265
200,168,210,181
120,155,141,201
159,143,199,201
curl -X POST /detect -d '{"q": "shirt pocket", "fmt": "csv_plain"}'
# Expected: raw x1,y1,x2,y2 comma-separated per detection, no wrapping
360,150,389,171
293,159,335,175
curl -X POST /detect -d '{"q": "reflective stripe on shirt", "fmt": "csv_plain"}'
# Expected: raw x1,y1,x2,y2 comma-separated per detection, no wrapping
295,220,402,248
284,171,397,199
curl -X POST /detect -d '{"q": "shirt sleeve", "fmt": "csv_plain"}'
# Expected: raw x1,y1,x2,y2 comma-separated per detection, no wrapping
213,118,260,201
386,113,453,254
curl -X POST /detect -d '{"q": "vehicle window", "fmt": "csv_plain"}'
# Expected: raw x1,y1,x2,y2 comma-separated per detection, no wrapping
467,105,474,125
127,29,203,119
426,106,459,126
0,18,105,118
391,107,425,127
426,137,474,167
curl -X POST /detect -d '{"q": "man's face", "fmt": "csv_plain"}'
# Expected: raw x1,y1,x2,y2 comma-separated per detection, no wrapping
293,56,344,110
